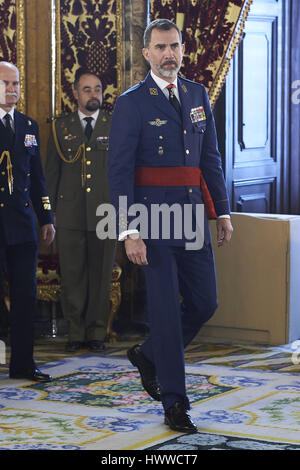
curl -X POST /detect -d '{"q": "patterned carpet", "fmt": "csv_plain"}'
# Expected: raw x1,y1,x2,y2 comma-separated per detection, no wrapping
0,337,299,450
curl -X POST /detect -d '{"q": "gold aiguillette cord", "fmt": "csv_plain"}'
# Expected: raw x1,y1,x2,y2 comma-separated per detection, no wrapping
0,150,13,194
52,119,87,187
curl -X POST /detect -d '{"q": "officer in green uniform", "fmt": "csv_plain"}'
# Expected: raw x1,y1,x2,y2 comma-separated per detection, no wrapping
45,69,115,352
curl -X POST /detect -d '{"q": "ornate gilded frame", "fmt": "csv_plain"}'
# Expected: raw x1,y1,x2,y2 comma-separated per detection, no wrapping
16,0,26,113
50,0,123,117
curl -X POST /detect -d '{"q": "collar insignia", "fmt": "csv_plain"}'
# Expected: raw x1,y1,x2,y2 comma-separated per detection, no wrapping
149,88,158,96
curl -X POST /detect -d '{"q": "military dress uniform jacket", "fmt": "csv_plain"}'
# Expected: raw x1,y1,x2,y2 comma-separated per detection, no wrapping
46,110,111,232
108,72,230,245
0,110,53,245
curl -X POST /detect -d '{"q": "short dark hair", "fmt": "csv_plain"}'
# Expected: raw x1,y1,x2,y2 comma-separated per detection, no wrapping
143,19,182,48
74,68,102,89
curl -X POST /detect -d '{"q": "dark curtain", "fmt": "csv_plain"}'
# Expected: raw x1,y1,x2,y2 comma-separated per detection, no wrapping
57,0,122,114
150,0,253,107
0,0,16,63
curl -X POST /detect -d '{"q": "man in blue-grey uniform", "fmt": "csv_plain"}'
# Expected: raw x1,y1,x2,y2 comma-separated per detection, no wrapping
108,19,233,433
0,61,55,382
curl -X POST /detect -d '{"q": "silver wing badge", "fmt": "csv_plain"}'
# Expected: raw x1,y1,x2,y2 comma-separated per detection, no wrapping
148,118,168,127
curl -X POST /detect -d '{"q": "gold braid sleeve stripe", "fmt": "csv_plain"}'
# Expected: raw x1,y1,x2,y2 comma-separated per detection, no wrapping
51,119,87,187
0,151,14,195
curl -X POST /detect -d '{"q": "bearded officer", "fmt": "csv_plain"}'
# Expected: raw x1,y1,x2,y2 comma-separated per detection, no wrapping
108,20,233,433
46,69,115,353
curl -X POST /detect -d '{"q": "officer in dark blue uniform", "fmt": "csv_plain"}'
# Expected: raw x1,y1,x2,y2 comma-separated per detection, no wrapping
108,20,233,433
0,61,55,382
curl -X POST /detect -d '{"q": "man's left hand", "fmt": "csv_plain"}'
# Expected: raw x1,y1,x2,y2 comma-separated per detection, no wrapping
41,224,56,246
216,218,233,247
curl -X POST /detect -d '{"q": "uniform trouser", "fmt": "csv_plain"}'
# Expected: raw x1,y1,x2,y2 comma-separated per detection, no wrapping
0,241,38,374
140,242,218,411
57,228,116,342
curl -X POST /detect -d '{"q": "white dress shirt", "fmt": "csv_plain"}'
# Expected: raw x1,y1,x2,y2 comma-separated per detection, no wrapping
78,109,99,132
150,70,181,103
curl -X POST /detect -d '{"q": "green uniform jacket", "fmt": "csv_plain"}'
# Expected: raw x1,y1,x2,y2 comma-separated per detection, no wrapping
45,109,111,232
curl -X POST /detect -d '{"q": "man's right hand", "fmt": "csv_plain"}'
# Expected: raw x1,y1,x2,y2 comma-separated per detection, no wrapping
124,237,148,265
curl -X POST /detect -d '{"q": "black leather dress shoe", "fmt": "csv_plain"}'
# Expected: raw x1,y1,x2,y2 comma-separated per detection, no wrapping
164,402,198,433
86,340,105,352
127,344,161,401
10,368,52,382
65,341,83,352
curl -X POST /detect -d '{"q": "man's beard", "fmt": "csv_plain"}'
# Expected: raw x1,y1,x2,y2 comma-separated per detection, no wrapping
155,60,182,78
86,98,101,111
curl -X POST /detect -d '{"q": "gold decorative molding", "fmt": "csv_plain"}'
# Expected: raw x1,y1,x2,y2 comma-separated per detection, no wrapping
51,0,62,116
116,0,123,97
209,0,253,108
106,264,122,342
35,261,122,341
55,0,61,116
16,0,26,113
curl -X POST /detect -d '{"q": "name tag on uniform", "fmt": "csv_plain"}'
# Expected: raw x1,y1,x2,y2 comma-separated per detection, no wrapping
190,106,206,124
24,134,38,147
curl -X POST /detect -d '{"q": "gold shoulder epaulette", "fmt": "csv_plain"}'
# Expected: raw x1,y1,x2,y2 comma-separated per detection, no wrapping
47,113,68,124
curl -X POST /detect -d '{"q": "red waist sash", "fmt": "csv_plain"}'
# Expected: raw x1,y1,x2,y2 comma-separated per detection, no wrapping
135,166,217,219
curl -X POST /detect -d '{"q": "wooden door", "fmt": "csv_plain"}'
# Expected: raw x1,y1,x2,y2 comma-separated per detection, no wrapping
224,0,290,214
